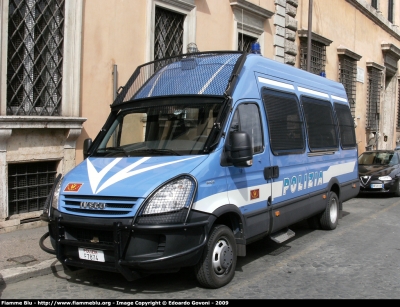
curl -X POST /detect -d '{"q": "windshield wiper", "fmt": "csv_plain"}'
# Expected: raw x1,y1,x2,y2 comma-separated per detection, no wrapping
130,148,182,156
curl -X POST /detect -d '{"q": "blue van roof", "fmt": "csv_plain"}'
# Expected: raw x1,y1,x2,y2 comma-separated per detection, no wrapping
113,51,347,105
242,54,346,97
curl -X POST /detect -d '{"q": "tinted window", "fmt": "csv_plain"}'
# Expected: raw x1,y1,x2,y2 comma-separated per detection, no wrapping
334,103,357,149
302,96,338,151
229,103,263,154
262,88,305,155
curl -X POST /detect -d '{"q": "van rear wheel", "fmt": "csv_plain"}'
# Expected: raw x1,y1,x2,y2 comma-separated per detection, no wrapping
320,191,339,230
195,224,237,289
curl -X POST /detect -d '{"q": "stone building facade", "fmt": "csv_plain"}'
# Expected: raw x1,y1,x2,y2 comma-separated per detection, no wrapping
1,0,400,232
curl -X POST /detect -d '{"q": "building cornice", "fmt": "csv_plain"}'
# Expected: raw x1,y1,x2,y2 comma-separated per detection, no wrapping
346,0,400,40
366,62,385,71
230,0,274,20
0,117,86,129
381,43,400,60
298,29,333,46
157,0,196,11
337,46,362,61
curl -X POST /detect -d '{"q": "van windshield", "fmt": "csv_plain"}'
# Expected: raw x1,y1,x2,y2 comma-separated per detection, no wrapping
92,102,222,157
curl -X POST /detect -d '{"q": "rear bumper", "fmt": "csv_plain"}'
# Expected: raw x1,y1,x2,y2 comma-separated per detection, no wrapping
47,210,210,280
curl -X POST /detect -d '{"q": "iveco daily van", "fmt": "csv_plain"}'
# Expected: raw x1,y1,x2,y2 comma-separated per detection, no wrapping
41,50,360,288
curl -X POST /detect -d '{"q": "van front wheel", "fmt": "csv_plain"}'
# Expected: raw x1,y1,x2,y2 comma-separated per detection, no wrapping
195,224,237,289
320,191,339,230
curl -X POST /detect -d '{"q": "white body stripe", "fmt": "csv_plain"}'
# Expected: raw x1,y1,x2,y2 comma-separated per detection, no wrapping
331,95,348,102
193,163,353,214
193,191,230,213
298,87,329,98
258,77,295,90
87,156,201,194
323,161,355,183
194,181,282,213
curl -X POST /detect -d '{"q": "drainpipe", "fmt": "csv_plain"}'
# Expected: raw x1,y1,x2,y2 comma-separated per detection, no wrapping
112,65,118,147
306,0,313,72
113,64,118,102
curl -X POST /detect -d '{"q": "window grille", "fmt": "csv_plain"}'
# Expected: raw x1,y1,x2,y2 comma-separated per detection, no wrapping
371,0,378,9
300,38,326,75
366,67,381,129
154,6,184,64
262,88,305,154
334,103,357,149
8,161,59,215
339,55,357,117
238,33,256,52
388,0,394,23
302,97,338,151
7,0,64,116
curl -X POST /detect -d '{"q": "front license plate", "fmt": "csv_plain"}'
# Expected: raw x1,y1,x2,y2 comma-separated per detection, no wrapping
370,184,383,189
78,248,105,262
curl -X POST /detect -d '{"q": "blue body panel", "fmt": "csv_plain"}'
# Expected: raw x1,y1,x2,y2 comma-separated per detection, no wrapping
46,52,360,284
57,52,358,232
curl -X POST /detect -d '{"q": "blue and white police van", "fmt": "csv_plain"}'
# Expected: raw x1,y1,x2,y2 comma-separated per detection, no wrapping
40,50,360,288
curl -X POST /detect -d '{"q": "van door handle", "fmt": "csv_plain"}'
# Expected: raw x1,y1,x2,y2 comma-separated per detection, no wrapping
264,166,279,180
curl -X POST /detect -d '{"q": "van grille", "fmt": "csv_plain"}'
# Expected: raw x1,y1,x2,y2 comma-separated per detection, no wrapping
60,195,139,217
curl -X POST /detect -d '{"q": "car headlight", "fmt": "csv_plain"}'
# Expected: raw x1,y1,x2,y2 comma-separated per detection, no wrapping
136,175,196,224
378,176,392,181
51,177,63,210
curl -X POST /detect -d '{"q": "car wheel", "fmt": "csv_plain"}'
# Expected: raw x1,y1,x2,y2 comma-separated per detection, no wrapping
320,191,339,230
195,224,237,289
394,180,400,197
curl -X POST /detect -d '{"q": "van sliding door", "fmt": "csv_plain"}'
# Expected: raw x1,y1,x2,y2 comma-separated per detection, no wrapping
261,88,310,232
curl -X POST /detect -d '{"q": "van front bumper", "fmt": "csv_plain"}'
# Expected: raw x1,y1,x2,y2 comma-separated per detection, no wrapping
47,210,210,281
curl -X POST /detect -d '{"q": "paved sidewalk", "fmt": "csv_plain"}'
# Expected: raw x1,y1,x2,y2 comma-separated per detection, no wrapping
0,224,63,285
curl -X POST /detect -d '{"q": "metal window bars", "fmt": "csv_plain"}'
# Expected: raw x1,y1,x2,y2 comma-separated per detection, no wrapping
8,161,58,215
238,33,256,52
339,55,357,118
300,39,326,75
154,6,184,68
366,67,382,129
7,0,64,116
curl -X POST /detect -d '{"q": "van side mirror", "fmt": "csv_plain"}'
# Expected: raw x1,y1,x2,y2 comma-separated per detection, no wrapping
230,131,253,167
83,138,92,160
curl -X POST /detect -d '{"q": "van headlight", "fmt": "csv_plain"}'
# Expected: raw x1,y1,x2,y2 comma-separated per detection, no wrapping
51,177,63,210
378,176,392,181
41,174,62,222
136,175,196,224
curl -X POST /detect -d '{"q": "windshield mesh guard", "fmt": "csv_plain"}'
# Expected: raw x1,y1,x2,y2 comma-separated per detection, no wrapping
113,51,244,105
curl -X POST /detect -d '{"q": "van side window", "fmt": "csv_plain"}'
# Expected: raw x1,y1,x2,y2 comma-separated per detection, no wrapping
334,103,357,149
229,103,263,154
302,96,338,151
262,88,305,155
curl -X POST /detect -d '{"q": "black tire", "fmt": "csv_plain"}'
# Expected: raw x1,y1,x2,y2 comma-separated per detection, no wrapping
394,180,400,197
194,224,237,289
320,191,339,230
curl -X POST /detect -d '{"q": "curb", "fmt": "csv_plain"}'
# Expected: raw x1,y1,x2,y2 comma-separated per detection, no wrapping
0,259,64,285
